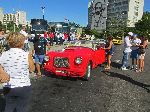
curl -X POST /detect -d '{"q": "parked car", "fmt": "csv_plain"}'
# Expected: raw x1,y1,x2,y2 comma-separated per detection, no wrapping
112,37,123,45
44,41,106,80
95,39,106,44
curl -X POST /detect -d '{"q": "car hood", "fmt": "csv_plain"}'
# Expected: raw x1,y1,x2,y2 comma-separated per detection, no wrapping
47,46,93,57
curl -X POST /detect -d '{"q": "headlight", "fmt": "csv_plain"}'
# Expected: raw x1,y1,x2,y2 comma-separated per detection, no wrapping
75,57,82,64
44,56,50,61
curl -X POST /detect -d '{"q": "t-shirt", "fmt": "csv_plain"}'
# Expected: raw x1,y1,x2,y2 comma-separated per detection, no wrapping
124,36,132,53
131,38,141,50
33,35,48,55
0,48,31,88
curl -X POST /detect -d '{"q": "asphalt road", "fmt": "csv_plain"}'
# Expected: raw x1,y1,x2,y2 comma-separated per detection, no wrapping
1,44,150,112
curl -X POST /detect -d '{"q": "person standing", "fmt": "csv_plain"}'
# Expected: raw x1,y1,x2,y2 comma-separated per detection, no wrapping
44,31,48,39
32,32,50,77
0,32,35,112
64,32,68,42
49,31,54,46
20,26,30,52
104,36,115,70
121,32,133,70
55,32,59,45
0,28,9,55
136,37,148,72
59,32,64,45
130,34,141,70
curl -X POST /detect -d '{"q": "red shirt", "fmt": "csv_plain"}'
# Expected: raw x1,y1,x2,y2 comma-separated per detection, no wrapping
64,33,68,39
44,32,48,38
49,32,54,38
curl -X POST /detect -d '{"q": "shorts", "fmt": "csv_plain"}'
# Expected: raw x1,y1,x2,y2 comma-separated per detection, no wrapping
34,54,45,64
107,50,114,56
130,49,138,59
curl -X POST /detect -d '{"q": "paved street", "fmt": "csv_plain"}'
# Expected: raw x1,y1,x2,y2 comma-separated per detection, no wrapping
1,44,150,112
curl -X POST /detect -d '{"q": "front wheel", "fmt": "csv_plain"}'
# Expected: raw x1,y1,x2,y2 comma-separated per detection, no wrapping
83,63,91,81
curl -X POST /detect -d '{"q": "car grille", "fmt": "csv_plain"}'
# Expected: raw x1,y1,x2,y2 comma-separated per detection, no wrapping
54,57,69,68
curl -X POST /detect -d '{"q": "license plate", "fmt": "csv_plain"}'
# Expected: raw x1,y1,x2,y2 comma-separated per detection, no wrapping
56,70,62,73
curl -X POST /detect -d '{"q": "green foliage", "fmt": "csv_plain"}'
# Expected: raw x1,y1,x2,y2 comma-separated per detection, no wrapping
7,21,15,31
91,29,100,38
82,27,92,35
0,21,2,28
135,11,150,39
82,27,101,38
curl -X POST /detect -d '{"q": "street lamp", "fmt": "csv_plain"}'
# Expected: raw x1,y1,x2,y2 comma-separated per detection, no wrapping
41,6,45,20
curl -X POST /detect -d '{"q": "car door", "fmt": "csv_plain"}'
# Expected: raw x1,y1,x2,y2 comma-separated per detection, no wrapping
94,48,105,66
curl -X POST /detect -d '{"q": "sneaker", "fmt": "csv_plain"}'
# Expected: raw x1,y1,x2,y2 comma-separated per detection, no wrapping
121,67,128,70
130,65,134,70
135,65,138,70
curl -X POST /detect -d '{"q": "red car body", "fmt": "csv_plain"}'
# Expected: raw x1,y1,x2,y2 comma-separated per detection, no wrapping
44,45,105,80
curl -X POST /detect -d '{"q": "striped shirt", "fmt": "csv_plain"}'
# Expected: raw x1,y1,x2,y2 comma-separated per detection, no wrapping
0,48,31,88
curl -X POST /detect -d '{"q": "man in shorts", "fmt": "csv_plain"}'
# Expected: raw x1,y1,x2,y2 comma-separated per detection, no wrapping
130,34,141,70
32,32,50,77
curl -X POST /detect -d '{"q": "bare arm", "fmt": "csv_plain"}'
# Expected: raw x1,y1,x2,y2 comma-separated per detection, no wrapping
0,65,10,83
28,53,35,72
105,41,113,50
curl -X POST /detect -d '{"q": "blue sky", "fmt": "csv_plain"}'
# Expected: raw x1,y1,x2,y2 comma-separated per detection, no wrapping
0,0,150,26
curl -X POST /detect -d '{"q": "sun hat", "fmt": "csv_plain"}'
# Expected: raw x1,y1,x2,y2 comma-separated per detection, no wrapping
128,32,133,36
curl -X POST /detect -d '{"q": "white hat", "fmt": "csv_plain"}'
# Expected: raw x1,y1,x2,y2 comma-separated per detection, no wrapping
128,32,133,36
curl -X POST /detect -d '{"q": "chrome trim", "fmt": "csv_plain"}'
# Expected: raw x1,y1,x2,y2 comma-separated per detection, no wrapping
54,57,69,68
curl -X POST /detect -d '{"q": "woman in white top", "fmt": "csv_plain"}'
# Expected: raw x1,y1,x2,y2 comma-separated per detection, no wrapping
0,32,34,112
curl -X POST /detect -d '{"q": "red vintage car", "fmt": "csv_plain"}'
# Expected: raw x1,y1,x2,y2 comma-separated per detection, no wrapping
44,41,106,80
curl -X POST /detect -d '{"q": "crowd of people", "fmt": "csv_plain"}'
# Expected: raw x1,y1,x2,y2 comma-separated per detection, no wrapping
0,30,34,112
104,32,148,72
121,32,148,72
0,26,149,112
0,26,82,112
39,31,77,46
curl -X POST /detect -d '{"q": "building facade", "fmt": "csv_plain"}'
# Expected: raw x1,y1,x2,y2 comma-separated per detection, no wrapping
88,0,144,32
15,11,27,26
0,8,4,24
3,13,15,24
127,0,144,27
3,11,27,26
88,0,108,33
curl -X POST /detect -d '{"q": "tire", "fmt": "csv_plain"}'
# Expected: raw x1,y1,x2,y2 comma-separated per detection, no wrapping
83,62,91,81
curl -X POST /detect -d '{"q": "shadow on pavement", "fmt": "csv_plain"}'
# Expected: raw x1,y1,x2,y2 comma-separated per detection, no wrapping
44,71,80,81
102,71,150,93
111,61,122,69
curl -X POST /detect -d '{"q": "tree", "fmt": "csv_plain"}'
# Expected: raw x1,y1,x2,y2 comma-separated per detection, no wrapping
91,29,100,38
135,11,150,39
7,21,15,31
0,21,2,29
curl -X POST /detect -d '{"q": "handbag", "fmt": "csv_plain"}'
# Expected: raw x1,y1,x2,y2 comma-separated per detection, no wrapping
138,48,145,54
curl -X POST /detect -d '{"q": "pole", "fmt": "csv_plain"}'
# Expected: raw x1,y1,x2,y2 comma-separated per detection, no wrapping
5,24,7,31
43,15,44,20
41,7,45,20
14,23,15,32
